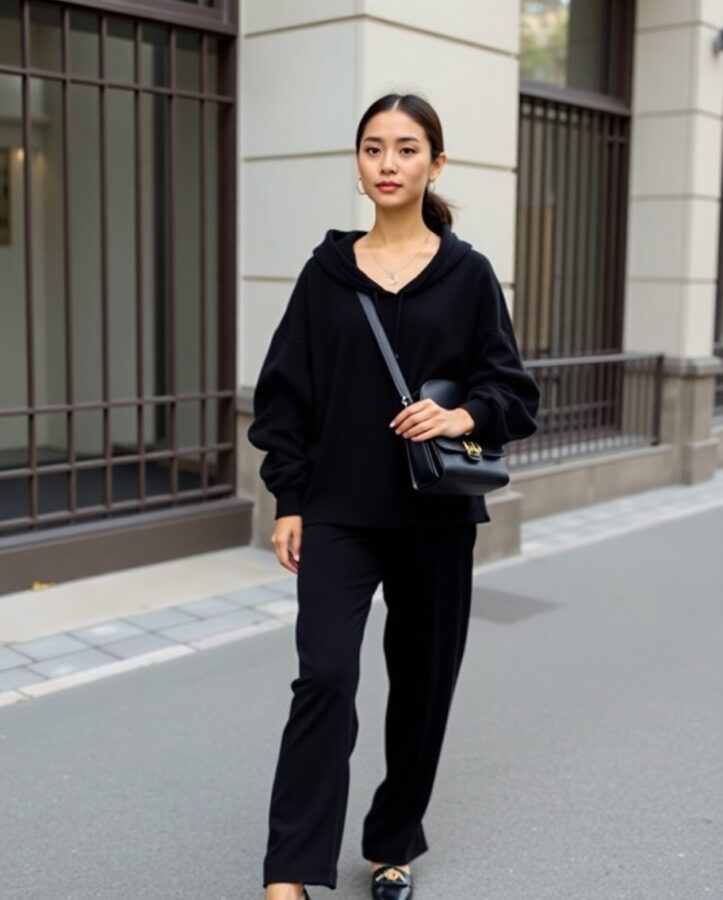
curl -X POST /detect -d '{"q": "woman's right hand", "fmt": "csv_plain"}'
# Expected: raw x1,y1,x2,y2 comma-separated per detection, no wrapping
271,515,303,574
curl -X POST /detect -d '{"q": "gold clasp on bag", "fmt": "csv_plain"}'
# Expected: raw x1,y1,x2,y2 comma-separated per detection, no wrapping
462,439,482,460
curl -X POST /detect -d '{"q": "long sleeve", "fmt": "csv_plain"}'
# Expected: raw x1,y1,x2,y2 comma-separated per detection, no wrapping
246,262,315,518
458,256,541,447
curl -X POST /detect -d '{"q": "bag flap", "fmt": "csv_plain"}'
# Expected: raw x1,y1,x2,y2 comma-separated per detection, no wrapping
433,436,507,459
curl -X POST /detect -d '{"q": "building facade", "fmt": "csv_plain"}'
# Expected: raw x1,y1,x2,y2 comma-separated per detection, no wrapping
0,0,721,592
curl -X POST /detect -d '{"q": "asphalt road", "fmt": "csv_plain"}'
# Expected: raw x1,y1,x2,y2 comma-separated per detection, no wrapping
2,506,722,900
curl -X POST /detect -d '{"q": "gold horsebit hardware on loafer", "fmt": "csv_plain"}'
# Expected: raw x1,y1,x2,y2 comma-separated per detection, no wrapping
375,867,408,883
462,439,482,460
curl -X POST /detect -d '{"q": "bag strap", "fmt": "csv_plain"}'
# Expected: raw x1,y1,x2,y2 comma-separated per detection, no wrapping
355,291,414,408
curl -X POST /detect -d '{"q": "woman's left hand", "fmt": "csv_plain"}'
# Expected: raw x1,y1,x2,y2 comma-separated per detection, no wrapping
389,399,475,441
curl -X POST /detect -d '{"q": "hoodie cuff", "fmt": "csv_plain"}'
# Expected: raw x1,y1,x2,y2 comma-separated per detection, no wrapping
275,488,305,519
458,399,493,437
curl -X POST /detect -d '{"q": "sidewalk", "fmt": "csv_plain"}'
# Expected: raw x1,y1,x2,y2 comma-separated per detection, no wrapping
2,472,721,899
2,468,723,707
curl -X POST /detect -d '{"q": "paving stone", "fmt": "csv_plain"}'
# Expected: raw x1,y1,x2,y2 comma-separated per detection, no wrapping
0,667,46,691
9,634,91,662
27,648,121,679
158,608,268,643
122,608,197,630
263,577,298,597
0,647,35,672
68,621,147,646
175,596,239,618
101,633,178,659
251,598,298,617
218,586,291,608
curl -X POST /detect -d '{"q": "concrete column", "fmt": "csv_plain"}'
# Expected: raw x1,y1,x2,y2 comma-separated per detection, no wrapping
624,0,723,482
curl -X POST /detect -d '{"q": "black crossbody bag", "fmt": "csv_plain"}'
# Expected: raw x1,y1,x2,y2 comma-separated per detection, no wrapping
355,290,510,497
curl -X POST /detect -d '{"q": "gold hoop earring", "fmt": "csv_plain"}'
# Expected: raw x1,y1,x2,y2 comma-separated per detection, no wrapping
356,177,367,196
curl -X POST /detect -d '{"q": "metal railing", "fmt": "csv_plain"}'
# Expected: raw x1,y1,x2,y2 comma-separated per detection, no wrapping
508,351,664,468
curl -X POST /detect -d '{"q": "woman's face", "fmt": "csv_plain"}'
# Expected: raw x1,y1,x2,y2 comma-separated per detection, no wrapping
357,108,444,208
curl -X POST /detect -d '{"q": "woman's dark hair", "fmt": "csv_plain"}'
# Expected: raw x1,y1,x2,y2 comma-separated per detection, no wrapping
354,92,456,230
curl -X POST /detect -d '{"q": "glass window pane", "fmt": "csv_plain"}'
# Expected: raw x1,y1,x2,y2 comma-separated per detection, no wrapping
0,80,28,412
141,23,169,88
38,470,68,515
107,88,138,402
178,451,202,492
1,475,29,525
111,460,139,503
176,29,201,93
0,0,21,67
177,399,200,448
76,463,104,509
106,16,134,83
520,0,606,94
36,412,66,469
174,97,201,394
206,35,219,94
111,404,137,460
69,9,99,80
140,92,169,400
30,77,67,407
30,1,62,73
68,83,102,405
0,416,28,468
74,408,102,458
145,456,170,497
204,102,219,393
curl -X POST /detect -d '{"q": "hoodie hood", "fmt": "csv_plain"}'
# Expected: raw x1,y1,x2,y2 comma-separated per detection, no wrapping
312,221,474,358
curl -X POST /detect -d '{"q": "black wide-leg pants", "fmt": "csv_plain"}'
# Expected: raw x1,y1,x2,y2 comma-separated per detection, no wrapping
262,520,478,890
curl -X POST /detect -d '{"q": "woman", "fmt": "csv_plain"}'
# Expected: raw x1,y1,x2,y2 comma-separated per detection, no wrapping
248,92,541,900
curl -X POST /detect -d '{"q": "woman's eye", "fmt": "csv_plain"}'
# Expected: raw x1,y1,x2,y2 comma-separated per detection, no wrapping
365,147,416,155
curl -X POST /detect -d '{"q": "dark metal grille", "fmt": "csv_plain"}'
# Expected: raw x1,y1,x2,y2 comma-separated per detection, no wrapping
508,351,664,468
0,0,237,536
515,86,631,359
509,80,651,464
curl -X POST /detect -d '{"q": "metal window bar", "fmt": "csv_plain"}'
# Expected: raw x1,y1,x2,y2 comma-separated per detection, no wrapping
0,0,236,536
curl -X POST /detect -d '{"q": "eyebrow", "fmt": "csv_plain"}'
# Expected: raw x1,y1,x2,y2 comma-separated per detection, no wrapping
362,136,421,143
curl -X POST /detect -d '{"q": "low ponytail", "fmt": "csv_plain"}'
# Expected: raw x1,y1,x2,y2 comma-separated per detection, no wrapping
422,182,454,230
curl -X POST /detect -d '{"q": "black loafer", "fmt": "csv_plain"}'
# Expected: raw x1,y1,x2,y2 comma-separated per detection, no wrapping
370,864,413,900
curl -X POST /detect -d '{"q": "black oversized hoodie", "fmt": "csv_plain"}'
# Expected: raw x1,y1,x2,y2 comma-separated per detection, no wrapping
246,220,541,527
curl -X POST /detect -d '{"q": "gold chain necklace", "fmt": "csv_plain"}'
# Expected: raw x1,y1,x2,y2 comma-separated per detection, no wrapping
365,232,432,286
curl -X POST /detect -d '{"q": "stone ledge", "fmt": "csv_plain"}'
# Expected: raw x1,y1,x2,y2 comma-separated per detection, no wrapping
662,355,723,378
237,386,254,415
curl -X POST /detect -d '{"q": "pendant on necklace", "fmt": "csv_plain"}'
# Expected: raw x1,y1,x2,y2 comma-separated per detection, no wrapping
389,273,398,285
